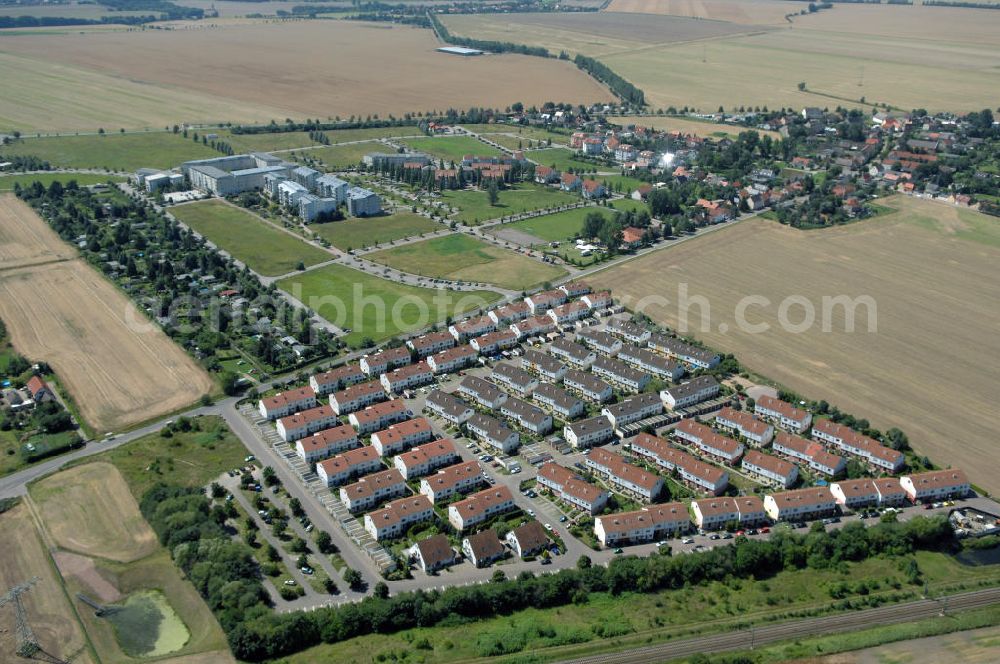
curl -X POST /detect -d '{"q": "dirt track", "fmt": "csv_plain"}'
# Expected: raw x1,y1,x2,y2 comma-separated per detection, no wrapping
0,194,213,432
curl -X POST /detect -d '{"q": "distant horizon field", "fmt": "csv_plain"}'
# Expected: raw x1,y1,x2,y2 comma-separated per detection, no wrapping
170,200,332,277
277,263,501,346
366,233,566,290
0,21,613,133
589,195,1000,494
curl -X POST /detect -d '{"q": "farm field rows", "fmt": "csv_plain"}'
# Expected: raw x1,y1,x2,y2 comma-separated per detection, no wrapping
605,0,801,25
310,212,440,251
402,135,502,161
590,196,1000,494
440,11,761,58
442,183,580,225
366,233,566,290
170,200,332,276
0,194,77,268
277,263,501,346
0,260,215,432
0,132,217,171
0,21,614,133
601,7,1000,112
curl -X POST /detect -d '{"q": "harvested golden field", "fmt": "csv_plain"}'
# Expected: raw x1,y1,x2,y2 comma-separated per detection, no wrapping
794,4,1000,45
608,115,780,139
441,11,761,58
0,21,613,133
0,194,213,432
590,196,1000,493
32,462,158,563
0,260,213,432
0,194,77,269
0,502,90,662
606,0,799,25
601,20,1000,113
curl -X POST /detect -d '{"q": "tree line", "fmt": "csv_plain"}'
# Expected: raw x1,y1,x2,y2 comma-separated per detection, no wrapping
221,512,953,660
430,14,551,58
574,54,645,107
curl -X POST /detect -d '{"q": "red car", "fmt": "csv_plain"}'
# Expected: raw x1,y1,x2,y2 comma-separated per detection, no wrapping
760,527,770,534
735,530,746,536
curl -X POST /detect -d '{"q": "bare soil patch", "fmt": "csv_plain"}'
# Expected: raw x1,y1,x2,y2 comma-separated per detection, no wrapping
53,551,122,603
590,199,1000,492
33,462,158,563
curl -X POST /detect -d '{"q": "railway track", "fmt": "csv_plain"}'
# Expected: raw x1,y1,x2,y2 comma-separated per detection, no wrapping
559,586,1000,664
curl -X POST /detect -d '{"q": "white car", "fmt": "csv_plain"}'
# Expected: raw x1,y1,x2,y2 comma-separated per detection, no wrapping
682,537,694,544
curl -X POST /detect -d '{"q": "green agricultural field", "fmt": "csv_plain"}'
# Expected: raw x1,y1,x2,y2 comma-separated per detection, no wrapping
367,233,566,290
402,135,502,162
527,147,603,173
304,141,379,169
0,132,218,171
442,183,579,225
170,200,331,276
277,263,500,347
311,212,440,251
0,172,125,191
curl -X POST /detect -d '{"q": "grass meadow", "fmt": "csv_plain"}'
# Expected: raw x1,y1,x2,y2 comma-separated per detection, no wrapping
170,200,331,276
402,135,503,162
366,233,566,290
0,132,218,171
442,183,579,225
277,263,500,346
0,172,125,191
310,212,440,250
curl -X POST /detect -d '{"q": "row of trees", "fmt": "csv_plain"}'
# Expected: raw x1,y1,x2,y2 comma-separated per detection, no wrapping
573,54,645,107
227,515,954,660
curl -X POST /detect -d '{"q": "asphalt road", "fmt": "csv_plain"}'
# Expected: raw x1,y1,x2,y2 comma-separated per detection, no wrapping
557,586,1000,664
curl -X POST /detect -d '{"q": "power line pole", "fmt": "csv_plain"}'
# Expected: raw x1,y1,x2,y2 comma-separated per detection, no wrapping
0,577,41,658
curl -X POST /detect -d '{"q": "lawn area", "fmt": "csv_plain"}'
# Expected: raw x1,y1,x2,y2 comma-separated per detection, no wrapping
170,200,331,276
278,549,998,663
527,147,603,173
277,263,501,347
600,174,650,195
302,141,378,169
215,129,321,153
322,126,423,143
442,183,580,225
0,172,125,191
504,207,592,243
504,202,644,243
402,135,502,162
310,212,440,251
0,132,217,171
85,414,250,499
608,115,781,140
366,233,566,290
